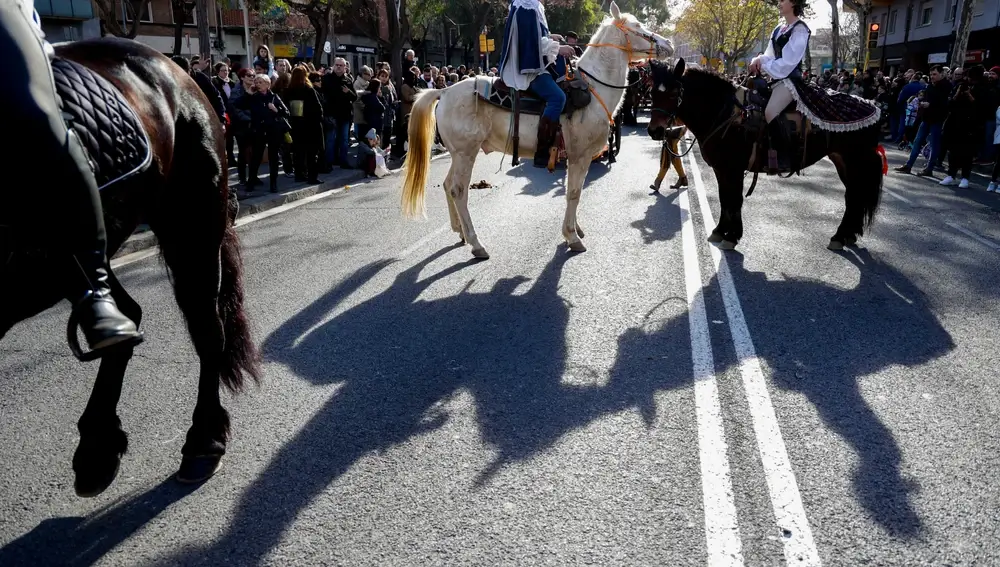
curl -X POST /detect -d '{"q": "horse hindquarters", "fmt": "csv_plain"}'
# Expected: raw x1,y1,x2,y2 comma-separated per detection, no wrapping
829,147,884,249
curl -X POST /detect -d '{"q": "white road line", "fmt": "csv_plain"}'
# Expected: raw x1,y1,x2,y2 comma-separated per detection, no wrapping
944,221,1000,251
679,187,745,566
111,152,454,269
686,153,822,566
882,187,914,205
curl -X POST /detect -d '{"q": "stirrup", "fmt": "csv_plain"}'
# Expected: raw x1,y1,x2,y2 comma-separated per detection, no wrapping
67,291,144,362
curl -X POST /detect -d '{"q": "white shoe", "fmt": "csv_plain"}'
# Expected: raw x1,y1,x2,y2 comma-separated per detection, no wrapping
939,175,955,185
988,182,997,192
958,178,969,189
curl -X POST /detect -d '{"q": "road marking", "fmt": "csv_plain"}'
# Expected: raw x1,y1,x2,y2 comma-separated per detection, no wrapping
111,153,454,269
944,221,1000,251
678,187,745,566
882,187,914,205
686,152,822,566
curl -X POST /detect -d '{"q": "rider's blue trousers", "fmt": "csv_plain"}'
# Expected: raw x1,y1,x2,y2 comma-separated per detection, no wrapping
527,72,566,122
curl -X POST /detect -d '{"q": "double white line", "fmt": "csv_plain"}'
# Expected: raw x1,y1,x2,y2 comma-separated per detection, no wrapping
680,151,821,566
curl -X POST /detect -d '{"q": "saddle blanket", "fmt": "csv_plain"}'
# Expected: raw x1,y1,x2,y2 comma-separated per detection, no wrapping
51,57,152,190
783,78,880,132
474,77,548,116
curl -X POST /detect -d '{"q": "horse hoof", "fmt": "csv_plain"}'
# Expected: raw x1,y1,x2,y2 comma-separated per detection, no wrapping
471,247,490,259
176,455,223,484
74,456,121,498
718,240,738,250
707,232,724,243
458,238,467,245
827,239,845,251
567,240,587,253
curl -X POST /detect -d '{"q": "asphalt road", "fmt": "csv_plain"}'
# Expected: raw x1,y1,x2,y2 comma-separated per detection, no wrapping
1,121,998,566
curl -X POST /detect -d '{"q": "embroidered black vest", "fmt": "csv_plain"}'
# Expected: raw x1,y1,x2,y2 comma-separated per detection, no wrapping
770,20,810,80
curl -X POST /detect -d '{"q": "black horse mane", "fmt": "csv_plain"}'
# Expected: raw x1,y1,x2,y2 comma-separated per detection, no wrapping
649,60,736,119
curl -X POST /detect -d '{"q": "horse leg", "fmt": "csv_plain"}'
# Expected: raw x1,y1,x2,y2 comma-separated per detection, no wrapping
165,245,231,483
449,153,488,259
829,151,881,250
710,167,744,249
442,165,465,244
72,268,137,497
563,159,588,252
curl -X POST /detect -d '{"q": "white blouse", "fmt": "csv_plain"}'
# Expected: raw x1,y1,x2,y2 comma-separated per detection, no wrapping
760,21,810,80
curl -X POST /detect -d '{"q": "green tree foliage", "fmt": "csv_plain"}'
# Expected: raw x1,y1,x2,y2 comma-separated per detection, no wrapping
545,0,603,38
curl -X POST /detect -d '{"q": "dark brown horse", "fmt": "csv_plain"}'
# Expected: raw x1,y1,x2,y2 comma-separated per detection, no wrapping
0,38,260,496
646,59,886,251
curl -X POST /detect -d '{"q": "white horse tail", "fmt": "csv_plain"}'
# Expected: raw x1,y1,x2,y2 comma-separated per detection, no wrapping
401,89,444,219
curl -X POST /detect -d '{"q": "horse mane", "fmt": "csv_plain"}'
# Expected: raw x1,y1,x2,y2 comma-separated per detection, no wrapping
682,67,736,97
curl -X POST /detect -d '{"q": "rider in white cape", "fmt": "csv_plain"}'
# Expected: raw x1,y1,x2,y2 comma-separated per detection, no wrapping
401,2,671,259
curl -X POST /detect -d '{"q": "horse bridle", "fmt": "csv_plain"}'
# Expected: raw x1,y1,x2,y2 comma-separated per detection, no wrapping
651,78,744,159
580,20,666,89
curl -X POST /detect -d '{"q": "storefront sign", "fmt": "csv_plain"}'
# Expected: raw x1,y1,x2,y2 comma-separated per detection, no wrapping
965,49,985,63
336,44,378,54
927,52,947,64
272,44,297,58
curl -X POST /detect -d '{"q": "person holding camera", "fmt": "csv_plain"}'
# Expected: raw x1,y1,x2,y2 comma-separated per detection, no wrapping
940,65,988,189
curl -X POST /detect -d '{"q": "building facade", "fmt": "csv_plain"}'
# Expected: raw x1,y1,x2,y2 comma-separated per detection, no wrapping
867,0,1000,73
35,0,101,42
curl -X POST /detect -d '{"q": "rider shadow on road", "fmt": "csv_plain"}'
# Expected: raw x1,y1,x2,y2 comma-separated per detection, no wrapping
723,248,955,538
508,160,614,197
632,189,681,245
0,477,199,566
149,243,689,565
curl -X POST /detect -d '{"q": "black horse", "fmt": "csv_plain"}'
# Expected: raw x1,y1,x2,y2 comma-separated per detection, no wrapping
0,39,260,497
646,59,886,251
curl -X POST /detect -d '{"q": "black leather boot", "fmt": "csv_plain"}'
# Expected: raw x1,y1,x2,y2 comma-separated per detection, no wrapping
767,119,791,173
534,116,558,169
63,132,143,359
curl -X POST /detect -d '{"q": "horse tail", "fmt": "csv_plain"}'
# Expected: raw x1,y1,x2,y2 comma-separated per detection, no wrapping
861,145,886,228
401,89,445,219
218,223,261,393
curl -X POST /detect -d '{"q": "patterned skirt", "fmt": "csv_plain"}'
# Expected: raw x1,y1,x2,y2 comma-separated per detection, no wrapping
781,78,880,133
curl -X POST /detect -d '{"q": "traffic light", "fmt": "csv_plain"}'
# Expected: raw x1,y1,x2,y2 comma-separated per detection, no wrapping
867,22,880,49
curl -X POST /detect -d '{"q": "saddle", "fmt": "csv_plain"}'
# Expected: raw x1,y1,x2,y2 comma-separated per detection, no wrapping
51,58,152,191
480,73,592,117
476,68,593,169
737,78,809,177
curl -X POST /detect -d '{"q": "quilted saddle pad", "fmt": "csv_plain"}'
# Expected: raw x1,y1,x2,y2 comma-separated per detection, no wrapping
474,77,576,116
51,58,152,190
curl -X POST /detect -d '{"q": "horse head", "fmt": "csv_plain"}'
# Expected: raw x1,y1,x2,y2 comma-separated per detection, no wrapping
647,58,686,140
604,1,673,62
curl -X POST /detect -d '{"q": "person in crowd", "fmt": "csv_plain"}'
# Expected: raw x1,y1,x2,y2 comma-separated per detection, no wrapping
320,57,357,169
353,65,373,141
228,67,256,187
253,45,277,79
284,66,325,184
241,74,290,192
212,61,238,164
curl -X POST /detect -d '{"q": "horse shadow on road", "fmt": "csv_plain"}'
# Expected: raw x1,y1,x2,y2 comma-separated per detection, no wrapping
508,158,615,197
0,478,199,566
147,243,693,565
723,248,954,538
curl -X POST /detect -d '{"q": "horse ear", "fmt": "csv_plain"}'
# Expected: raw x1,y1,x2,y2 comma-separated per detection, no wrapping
674,58,685,77
609,1,621,20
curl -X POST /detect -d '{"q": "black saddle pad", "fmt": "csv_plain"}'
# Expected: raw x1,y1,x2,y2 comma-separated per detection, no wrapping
475,77,579,116
51,58,152,191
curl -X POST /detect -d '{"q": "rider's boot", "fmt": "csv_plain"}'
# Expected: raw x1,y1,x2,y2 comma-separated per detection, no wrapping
767,119,791,173
62,131,143,358
534,116,559,169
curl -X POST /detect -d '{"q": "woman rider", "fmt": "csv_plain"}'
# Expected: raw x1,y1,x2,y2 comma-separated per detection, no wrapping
497,0,578,168
0,1,142,357
747,0,810,171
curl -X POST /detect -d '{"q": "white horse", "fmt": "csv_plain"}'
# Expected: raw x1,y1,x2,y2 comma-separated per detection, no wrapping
401,2,672,259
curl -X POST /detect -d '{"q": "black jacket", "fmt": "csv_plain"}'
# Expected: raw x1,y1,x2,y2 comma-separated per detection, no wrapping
320,72,357,122
922,79,952,124
192,70,227,123
284,85,324,145
239,90,289,135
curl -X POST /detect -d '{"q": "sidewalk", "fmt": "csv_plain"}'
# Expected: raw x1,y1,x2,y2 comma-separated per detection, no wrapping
882,143,998,195
112,145,425,259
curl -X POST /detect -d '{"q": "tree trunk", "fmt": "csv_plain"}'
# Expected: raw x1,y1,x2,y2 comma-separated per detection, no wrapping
857,7,869,70
828,0,839,71
949,0,976,68
171,1,194,56
196,0,211,60
308,6,332,67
